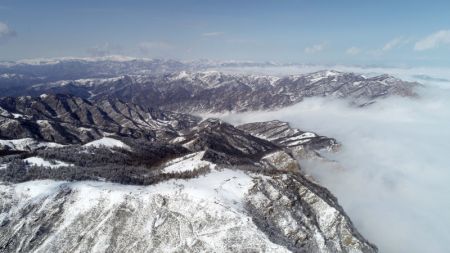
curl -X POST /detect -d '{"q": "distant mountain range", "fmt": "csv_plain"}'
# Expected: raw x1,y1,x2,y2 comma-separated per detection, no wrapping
0,57,279,82
0,59,418,112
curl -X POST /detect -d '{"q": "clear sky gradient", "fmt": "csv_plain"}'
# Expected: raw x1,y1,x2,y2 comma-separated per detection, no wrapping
1,0,450,66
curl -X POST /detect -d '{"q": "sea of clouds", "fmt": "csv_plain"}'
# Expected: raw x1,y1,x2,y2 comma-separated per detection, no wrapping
211,66,450,253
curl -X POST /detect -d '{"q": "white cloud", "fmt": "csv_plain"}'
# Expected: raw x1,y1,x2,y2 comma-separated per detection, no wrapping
304,42,326,54
415,30,450,51
216,79,450,253
202,32,224,37
346,47,361,55
382,37,409,51
0,22,16,41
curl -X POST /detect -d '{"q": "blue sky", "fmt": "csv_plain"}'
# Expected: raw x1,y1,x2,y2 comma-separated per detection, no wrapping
1,0,450,66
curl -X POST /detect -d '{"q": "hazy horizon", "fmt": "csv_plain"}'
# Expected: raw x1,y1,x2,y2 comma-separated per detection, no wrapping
1,1,450,67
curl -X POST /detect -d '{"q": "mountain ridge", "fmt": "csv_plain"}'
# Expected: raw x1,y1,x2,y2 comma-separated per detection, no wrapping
0,70,418,113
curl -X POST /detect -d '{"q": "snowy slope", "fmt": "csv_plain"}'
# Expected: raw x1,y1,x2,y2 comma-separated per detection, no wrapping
0,167,376,252
83,137,131,150
23,157,74,168
0,170,291,252
162,151,213,173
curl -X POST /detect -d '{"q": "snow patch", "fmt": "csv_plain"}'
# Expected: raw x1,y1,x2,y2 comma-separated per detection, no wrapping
162,151,212,173
308,70,341,83
172,71,191,80
12,113,24,119
299,132,317,139
170,136,187,144
285,139,310,146
24,157,74,168
36,120,50,125
83,137,131,150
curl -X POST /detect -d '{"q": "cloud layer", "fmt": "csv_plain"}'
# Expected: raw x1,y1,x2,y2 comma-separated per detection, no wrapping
382,37,409,51
209,70,450,253
415,30,450,51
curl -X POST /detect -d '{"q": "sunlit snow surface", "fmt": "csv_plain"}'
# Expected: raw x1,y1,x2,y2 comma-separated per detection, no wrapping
1,169,291,252
216,69,450,253
162,151,213,174
23,157,74,168
12,168,254,212
83,137,131,150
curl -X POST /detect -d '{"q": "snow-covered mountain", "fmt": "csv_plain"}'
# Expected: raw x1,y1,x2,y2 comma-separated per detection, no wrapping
0,59,420,252
0,94,377,252
0,70,418,113
0,94,199,144
0,58,189,80
0,57,280,85
0,167,376,252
